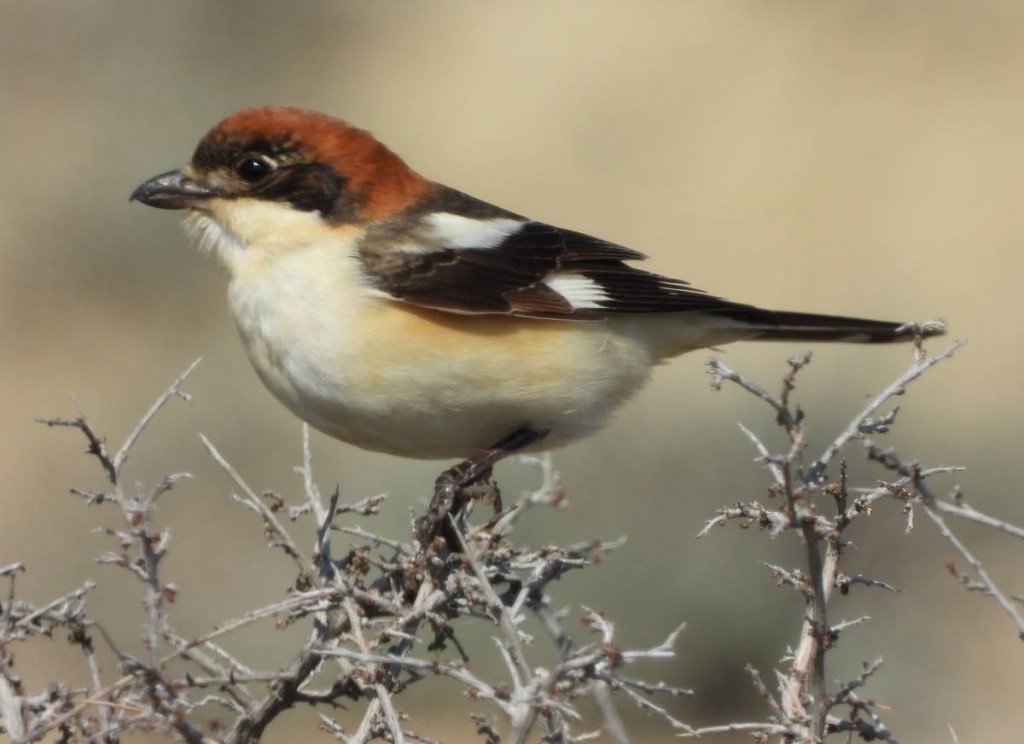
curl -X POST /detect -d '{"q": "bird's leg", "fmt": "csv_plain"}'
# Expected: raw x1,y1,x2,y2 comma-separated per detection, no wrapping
415,427,549,550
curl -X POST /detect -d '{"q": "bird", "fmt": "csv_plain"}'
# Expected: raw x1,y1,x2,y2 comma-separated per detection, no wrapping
131,106,941,539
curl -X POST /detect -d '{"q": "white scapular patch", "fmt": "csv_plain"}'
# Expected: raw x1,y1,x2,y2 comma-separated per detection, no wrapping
425,212,525,249
543,273,610,310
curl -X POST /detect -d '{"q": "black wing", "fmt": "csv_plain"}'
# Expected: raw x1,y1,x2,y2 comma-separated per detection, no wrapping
356,185,750,319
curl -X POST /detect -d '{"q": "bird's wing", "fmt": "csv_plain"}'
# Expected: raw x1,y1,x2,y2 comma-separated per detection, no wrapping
355,186,748,319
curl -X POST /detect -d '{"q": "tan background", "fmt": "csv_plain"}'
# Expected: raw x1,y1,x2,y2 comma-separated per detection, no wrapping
2,1,1023,741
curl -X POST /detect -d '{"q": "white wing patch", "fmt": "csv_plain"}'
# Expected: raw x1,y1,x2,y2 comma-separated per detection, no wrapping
426,212,526,249
543,273,610,310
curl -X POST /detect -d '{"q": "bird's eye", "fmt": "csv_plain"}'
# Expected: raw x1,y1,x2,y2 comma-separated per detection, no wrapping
235,156,275,183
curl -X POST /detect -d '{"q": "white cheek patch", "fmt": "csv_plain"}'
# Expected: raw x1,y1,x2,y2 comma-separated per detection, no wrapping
425,212,526,249
543,273,610,310
184,212,243,262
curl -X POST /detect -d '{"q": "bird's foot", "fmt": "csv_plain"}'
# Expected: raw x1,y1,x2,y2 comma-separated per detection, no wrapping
415,465,495,551
414,427,548,552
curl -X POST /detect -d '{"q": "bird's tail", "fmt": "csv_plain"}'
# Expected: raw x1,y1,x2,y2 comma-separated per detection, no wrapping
714,307,946,344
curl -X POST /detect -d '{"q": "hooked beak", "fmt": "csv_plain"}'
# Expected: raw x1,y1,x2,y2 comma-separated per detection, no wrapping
130,169,218,210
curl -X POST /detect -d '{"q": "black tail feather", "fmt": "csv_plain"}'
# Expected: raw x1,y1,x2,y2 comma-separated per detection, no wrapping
714,307,946,344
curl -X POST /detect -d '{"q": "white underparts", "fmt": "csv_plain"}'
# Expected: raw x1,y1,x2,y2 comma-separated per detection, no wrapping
543,273,610,310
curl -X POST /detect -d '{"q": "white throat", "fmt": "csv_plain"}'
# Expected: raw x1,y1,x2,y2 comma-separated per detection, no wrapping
183,199,360,280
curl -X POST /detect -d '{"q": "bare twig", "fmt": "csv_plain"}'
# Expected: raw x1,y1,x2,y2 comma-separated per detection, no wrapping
808,341,964,482
698,335,978,742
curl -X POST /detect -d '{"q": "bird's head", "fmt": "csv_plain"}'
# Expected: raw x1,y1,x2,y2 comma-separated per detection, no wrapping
131,106,430,269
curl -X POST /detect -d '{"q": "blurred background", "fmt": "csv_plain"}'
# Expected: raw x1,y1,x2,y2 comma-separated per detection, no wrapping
3,1,1023,741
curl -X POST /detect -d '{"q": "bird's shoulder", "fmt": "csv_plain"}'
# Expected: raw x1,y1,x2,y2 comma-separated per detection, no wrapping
354,184,744,319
